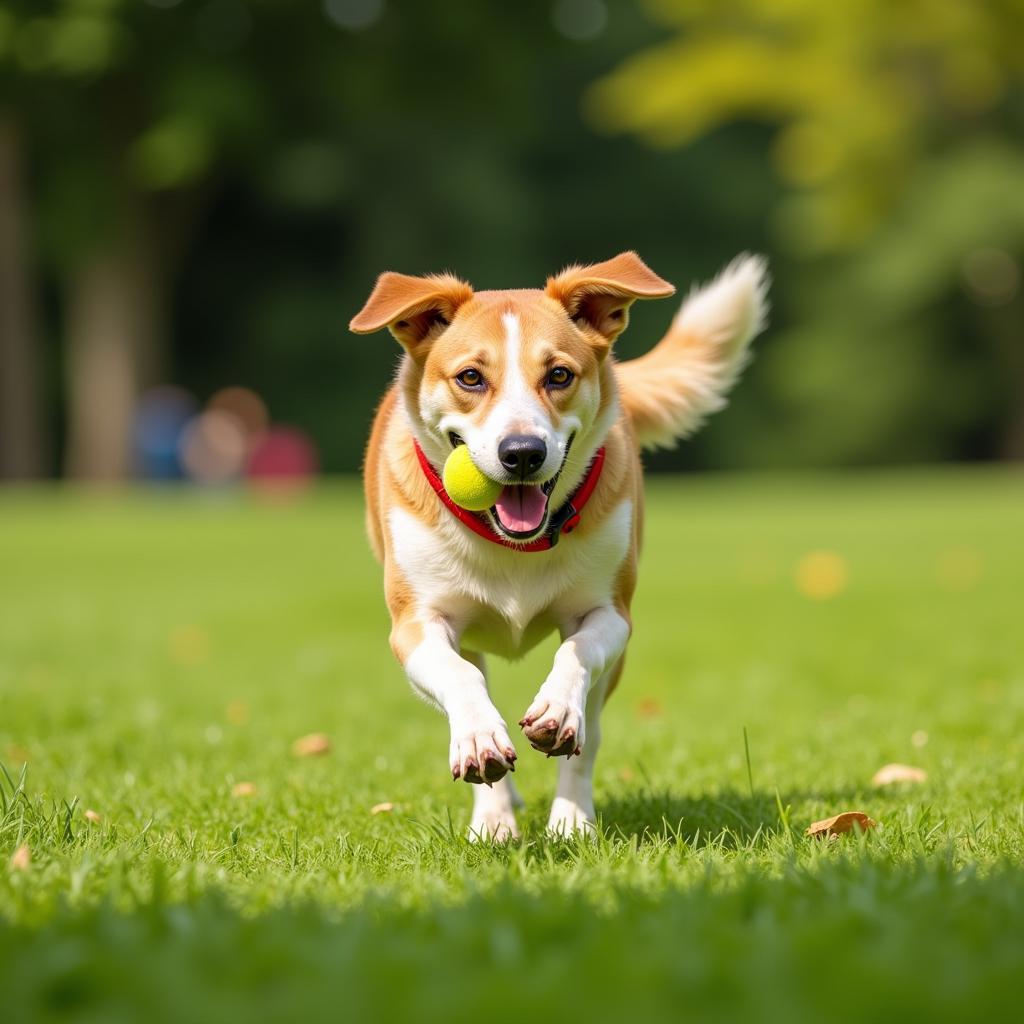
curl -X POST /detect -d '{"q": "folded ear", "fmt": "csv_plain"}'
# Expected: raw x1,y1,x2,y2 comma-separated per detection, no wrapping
546,251,675,348
349,271,474,353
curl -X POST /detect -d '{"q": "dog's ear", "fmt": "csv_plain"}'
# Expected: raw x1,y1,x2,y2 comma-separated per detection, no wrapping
349,271,474,354
546,251,675,350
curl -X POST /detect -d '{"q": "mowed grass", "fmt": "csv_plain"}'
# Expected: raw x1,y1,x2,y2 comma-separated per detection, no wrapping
1,468,1023,1022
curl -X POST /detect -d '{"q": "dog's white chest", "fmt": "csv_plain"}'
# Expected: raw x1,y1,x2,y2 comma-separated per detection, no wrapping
388,501,632,656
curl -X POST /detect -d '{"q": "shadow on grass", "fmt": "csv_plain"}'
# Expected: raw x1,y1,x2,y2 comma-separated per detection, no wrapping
600,786,861,848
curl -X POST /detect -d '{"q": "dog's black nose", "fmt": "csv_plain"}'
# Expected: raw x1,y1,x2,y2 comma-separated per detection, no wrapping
498,435,547,478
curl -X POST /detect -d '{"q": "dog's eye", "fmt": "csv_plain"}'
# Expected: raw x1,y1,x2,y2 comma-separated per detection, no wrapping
455,368,485,390
546,366,574,389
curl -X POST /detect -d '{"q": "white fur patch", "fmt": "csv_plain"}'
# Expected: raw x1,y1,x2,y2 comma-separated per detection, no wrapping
673,253,769,346
388,499,633,657
475,312,560,480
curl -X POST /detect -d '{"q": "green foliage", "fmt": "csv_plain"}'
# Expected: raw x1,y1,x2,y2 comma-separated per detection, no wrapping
590,0,1024,252
1,472,1023,1017
591,0,1024,467
6,1,1024,471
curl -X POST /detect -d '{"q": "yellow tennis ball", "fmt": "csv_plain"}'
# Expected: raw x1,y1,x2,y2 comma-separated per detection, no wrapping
442,445,502,511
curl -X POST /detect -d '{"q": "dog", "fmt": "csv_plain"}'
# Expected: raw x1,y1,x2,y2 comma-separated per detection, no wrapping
351,251,768,839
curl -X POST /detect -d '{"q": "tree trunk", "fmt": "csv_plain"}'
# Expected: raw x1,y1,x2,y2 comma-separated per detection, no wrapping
0,116,46,479
63,206,165,480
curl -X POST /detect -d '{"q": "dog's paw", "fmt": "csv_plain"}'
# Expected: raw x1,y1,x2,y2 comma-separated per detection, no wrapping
450,716,517,785
519,696,583,758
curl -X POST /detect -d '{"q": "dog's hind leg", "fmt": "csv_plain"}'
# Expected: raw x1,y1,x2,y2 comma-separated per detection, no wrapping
546,655,623,837
463,650,521,842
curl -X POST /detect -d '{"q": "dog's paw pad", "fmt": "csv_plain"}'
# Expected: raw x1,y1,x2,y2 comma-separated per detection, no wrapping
520,701,583,758
524,718,559,748
450,720,517,785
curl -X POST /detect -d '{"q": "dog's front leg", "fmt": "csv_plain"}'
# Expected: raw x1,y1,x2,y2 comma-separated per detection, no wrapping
392,616,518,788
461,650,523,842
519,605,630,834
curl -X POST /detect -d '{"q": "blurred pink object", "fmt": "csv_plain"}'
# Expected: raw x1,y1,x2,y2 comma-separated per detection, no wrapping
247,425,318,488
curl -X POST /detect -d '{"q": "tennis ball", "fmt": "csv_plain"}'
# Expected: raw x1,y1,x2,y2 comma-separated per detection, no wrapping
442,445,502,511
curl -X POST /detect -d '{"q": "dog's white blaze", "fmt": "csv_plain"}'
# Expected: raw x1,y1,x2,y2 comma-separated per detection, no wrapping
388,499,633,654
481,312,550,444
501,311,525,398
466,312,562,483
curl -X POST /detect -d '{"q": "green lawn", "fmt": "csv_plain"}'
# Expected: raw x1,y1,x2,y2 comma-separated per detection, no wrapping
2,469,1023,1022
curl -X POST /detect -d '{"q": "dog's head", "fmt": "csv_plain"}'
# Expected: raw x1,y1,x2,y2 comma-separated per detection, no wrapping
351,253,674,542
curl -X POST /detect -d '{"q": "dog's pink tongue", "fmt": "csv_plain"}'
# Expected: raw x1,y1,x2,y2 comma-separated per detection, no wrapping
494,485,547,534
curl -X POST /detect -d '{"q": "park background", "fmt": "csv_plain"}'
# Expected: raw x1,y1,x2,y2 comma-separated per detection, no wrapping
3,3,1024,1021
2,0,1023,483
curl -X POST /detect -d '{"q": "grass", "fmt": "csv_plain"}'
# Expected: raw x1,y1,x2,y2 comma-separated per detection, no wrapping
1,467,1023,1022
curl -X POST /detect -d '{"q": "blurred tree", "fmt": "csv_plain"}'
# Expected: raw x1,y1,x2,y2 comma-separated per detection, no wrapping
0,114,46,477
5,0,786,477
7,0,1020,476
1,0,301,477
589,0,1024,463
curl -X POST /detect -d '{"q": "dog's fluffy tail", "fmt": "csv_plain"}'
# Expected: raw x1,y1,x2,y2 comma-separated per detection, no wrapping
615,254,769,450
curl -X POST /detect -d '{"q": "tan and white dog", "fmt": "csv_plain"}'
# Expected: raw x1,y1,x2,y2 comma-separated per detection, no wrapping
351,251,768,840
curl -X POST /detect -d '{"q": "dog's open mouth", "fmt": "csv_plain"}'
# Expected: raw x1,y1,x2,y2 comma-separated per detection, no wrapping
492,483,551,537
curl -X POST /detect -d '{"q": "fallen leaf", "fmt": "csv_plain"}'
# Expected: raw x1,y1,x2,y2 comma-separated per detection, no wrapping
636,697,663,719
225,700,251,725
370,802,395,815
9,844,30,872
167,624,208,666
805,811,877,838
872,763,927,787
231,782,257,798
84,809,102,823
292,733,331,757
794,550,849,601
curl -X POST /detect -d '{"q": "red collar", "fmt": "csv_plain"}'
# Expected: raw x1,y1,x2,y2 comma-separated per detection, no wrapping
412,439,606,552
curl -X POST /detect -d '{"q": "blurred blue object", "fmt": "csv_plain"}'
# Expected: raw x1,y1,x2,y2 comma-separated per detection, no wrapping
134,386,198,479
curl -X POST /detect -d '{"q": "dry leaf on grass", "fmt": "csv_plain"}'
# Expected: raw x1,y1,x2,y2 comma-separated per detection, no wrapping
872,763,927,787
231,782,257,798
795,550,849,601
292,733,331,757
9,844,30,872
225,700,251,725
84,809,102,823
370,802,395,815
806,811,877,839
635,697,664,719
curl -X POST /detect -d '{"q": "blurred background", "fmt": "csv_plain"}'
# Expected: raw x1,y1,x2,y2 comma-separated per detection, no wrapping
1,0,1023,483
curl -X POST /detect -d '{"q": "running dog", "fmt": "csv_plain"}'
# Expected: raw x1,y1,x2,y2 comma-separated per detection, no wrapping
351,251,768,839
